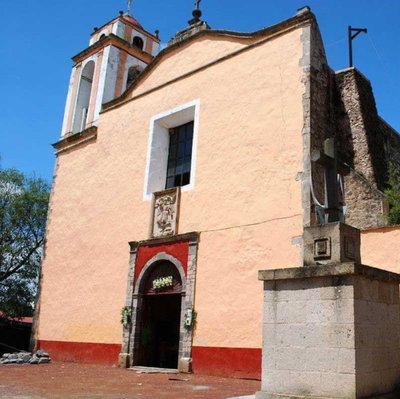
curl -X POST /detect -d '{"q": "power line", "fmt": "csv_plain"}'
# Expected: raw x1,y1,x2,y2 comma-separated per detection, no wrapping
200,213,302,234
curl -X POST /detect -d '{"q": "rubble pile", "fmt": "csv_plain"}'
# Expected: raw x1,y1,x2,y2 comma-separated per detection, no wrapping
0,349,51,365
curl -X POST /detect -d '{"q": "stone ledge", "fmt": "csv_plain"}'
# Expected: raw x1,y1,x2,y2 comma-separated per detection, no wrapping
255,393,399,399
129,232,200,251
258,263,400,283
72,34,153,65
52,126,98,154
256,393,335,399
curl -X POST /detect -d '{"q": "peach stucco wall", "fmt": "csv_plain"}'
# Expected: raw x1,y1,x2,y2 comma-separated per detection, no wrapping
361,226,400,273
38,28,305,349
131,35,253,98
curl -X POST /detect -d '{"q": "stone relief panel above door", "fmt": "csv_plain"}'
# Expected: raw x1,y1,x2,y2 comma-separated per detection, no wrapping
151,187,180,238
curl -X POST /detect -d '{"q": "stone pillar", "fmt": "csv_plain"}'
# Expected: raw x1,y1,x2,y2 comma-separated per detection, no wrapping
118,242,138,368
256,263,400,399
303,222,361,266
177,234,199,372
257,222,400,398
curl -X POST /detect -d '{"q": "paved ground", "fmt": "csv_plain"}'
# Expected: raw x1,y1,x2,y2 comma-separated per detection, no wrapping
0,362,260,399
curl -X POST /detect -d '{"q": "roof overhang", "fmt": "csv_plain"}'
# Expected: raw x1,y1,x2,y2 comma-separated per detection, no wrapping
72,34,153,65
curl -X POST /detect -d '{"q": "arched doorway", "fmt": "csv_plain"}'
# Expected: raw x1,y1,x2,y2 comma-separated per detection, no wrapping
137,261,182,369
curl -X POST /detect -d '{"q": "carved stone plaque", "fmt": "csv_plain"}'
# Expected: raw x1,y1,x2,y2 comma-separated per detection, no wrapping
303,222,361,266
151,188,180,238
344,236,356,260
314,238,331,259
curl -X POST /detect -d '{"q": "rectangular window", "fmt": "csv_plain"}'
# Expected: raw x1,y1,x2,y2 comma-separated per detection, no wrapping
165,121,194,189
144,99,199,201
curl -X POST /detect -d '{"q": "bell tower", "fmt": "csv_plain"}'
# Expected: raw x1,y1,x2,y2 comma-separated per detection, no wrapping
60,11,160,137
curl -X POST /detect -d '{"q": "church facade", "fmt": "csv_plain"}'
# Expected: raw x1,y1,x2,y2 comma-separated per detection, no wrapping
33,6,400,378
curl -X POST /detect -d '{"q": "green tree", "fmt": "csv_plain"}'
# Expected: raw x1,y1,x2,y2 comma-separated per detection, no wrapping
385,163,400,226
0,168,50,319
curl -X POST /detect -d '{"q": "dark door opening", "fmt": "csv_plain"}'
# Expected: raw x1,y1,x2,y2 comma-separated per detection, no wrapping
138,293,181,369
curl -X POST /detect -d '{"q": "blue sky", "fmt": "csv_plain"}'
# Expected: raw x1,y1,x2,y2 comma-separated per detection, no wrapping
0,0,399,181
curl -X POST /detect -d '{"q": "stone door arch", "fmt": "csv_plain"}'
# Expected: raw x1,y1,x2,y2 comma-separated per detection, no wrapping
120,237,199,373
135,260,183,368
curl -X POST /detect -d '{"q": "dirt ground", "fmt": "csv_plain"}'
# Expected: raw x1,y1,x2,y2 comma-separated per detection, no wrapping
0,362,260,398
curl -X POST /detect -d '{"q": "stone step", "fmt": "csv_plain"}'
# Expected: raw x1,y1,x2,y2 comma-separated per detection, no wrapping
130,366,179,374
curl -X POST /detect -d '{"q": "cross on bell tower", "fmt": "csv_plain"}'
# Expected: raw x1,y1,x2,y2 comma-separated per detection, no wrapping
127,0,133,16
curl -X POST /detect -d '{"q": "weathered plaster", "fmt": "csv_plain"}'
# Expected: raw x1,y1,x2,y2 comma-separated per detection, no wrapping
121,54,147,93
129,36,251,98
361,226,400,273
38,28,305,348
102,46,119,105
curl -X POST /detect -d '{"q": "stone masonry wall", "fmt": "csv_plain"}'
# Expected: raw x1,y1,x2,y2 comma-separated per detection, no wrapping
380,118,400,177
335,70,384,187
299,19,396,230
296,11,399,231
301,16,336,227
334,68,400,229
344,170,387,229
261,275,357,398
309,24,336,227
259,270,400,399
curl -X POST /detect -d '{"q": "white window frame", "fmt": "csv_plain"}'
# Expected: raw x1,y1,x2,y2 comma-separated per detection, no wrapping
143,99,200,201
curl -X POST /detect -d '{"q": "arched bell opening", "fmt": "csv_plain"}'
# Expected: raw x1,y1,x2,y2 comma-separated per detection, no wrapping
132,36,144,50
72,60,95,134
134,260,184,369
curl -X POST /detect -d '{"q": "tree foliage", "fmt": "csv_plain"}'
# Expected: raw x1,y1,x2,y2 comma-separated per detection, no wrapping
0,168,50,318
385,163,400,226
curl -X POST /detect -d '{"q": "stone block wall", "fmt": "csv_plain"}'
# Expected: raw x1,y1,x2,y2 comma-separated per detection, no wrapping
260,275,358,398
258,264,400,399
354,277,400,397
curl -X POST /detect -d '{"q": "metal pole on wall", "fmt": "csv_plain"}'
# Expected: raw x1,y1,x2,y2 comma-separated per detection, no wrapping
348,25,368,68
